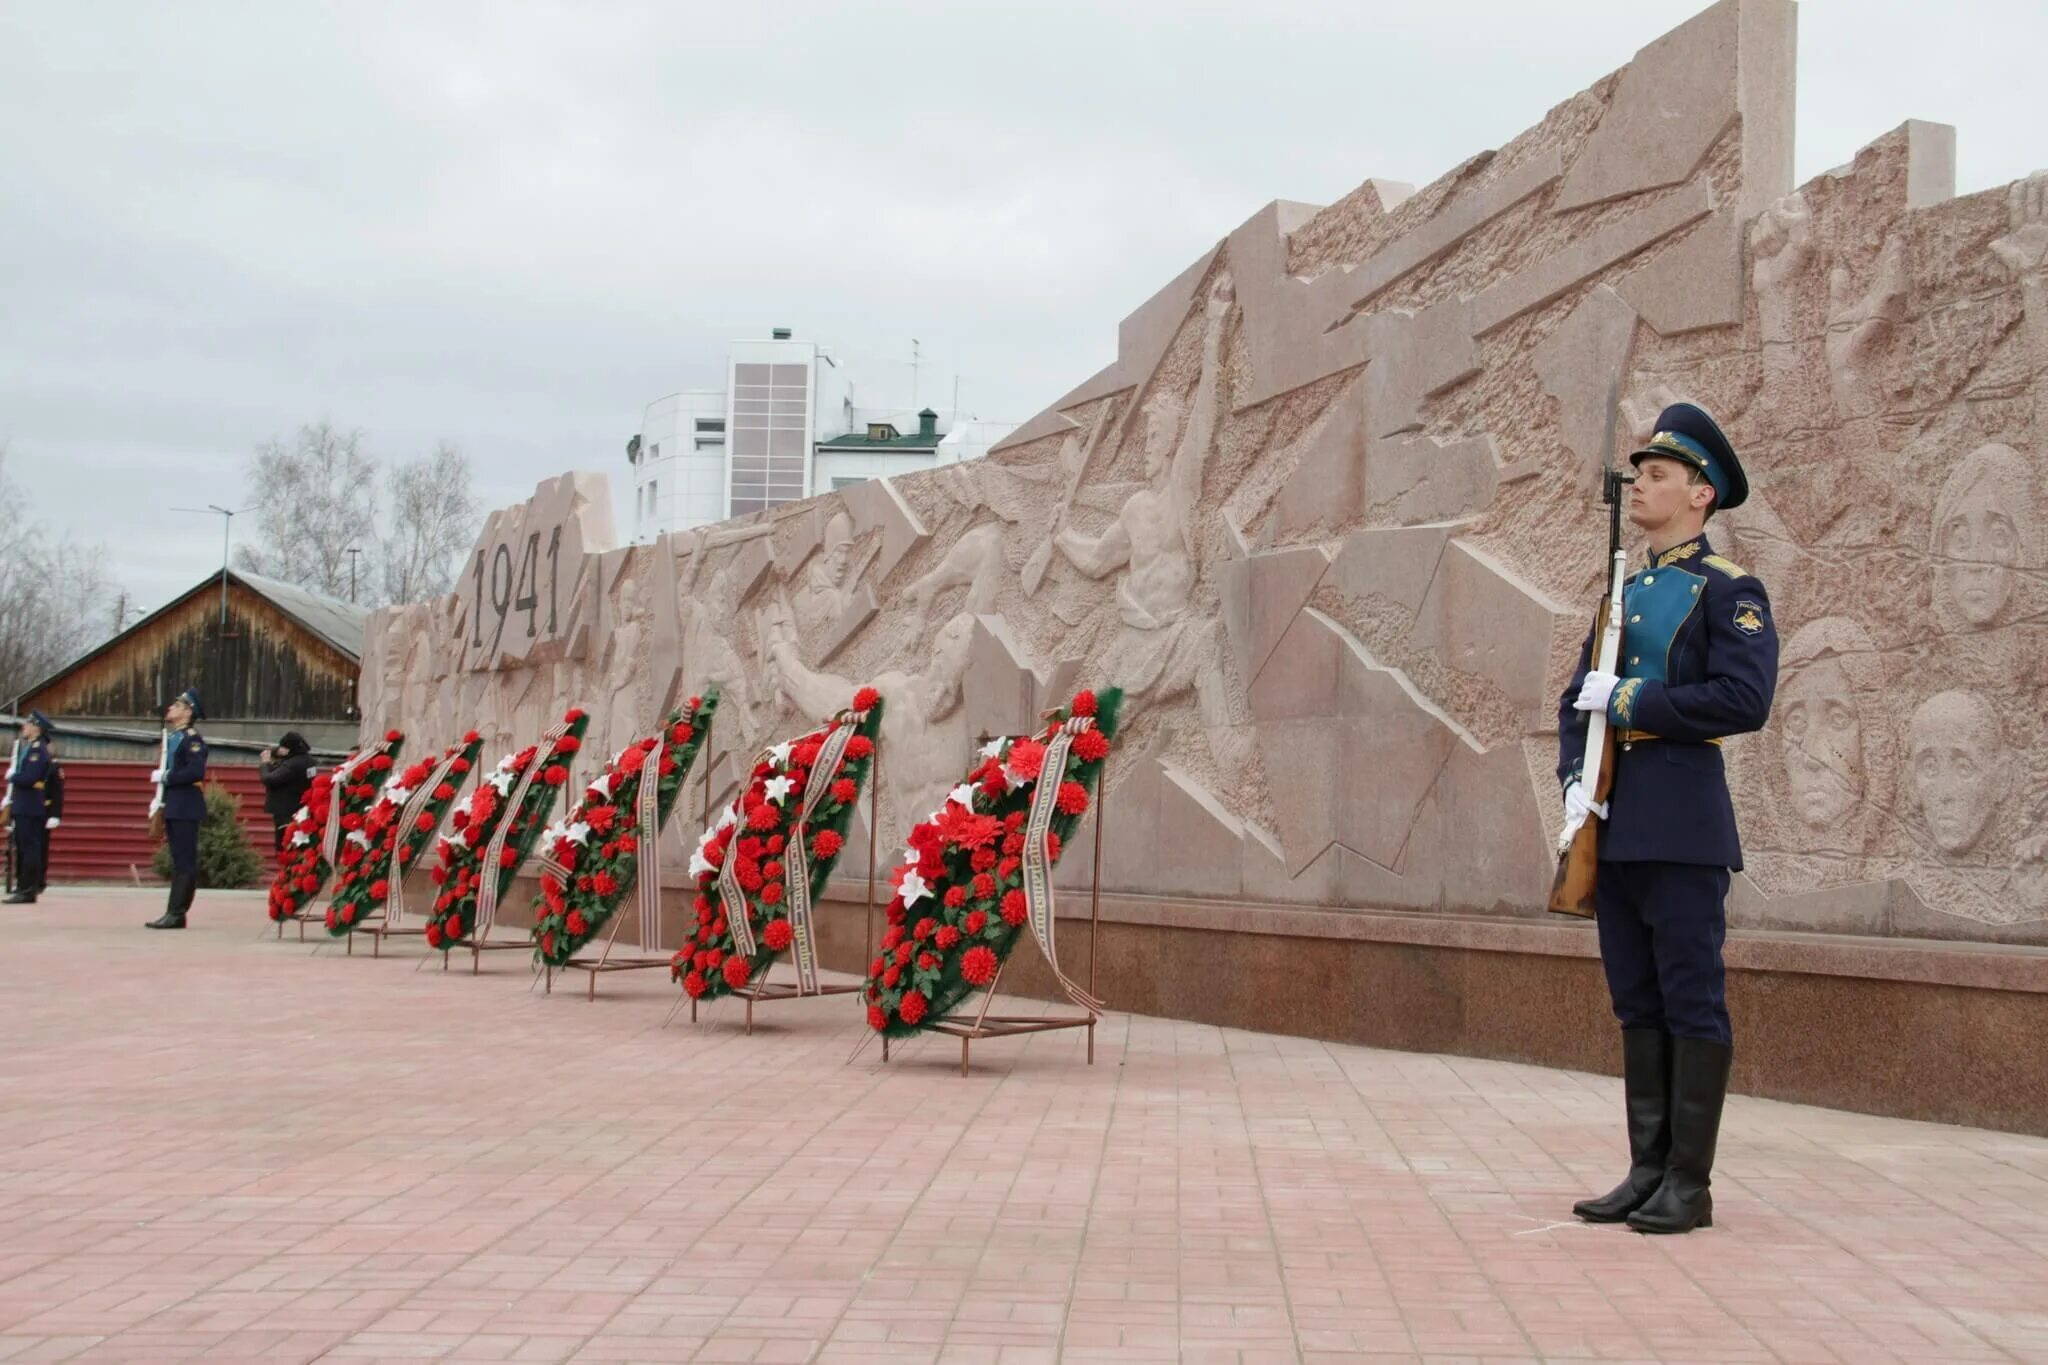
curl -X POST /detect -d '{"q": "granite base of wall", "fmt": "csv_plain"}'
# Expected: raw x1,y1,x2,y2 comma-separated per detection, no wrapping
489,869,2048,1136
810,882,2048,1138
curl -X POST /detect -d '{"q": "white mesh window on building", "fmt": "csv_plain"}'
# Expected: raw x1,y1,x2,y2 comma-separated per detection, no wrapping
729,362,809,516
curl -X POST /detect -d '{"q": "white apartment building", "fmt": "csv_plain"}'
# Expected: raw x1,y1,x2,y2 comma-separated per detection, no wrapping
627,327,1014,541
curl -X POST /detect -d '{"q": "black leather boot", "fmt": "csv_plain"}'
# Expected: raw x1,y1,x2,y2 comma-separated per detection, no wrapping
1628,1036,1732,1234
2,891,33,905
146,874,193,929
1573,1028,1671,1222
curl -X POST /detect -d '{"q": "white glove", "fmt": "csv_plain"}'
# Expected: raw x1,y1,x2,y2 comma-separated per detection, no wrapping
1558,780,1608,848
44,818,59,830
1573,671,1620,714
149,768,166,783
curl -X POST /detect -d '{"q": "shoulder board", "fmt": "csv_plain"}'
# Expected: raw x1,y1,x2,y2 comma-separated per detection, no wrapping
1703,554,1748,578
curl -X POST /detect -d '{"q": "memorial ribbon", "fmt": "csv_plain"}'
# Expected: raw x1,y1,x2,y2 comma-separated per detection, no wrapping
633,743,665,950
475,720,570,939
1019,716,1103,1013
384,749,463,927
780,714,861,995
716,782,759,959
320,740,391,872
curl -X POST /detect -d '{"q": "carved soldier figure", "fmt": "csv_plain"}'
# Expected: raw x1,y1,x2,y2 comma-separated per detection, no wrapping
1558,403,1780,1234
1053,277,1232,711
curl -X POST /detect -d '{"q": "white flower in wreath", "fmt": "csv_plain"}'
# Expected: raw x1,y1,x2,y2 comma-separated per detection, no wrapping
487,768,516,795
898,866,932,909
764,774,797,805
978,736,1007,762
587,771,617,802
382,784,413,808
769,738,794,768
947,783,977,810
715,803,739,833
291,829,312,848
346,830,371,849
564,821,593,846
688,847,718,880
293,806,311,824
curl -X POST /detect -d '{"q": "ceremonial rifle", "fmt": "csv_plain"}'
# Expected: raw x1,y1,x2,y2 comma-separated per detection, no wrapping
147,727,171,842
1548,381,1631,917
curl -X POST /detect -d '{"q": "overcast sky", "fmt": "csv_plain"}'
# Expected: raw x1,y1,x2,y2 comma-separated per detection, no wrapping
3,0,2043,614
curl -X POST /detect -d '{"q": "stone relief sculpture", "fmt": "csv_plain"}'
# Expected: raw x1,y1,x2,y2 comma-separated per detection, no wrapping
598,571,649,762
1052,279,1232,714
358,0,2048,943
791,509,875,645
761,599,976,840
1992,171,2048,436
1906,690,2010,857
1775,617,1889,837
1931,442,2036,632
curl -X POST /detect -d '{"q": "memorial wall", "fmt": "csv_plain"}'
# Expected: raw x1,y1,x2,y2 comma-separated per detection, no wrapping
365,0,2047,957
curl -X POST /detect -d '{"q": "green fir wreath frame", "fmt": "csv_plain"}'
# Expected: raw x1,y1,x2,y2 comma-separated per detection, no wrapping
862,687,1123,1075
531,688,722,996
670,686,885,1019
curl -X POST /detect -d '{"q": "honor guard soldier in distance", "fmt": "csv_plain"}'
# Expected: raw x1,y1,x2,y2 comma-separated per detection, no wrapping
4,711,64,904
147,688,209,930
1556,402,1779,1234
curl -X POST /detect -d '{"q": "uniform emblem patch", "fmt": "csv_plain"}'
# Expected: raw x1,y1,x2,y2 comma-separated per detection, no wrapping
1733,599,1766,635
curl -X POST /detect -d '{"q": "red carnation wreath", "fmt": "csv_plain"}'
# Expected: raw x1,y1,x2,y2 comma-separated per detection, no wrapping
531,690,720,966
862,688,1121,1038
266,729,405,924
670,687,883,1003
423,709,589,951
323,732,485,937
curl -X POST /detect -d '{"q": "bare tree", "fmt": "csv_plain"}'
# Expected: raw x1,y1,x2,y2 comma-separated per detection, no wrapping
237,421,381,602
0,443,126,704
380,442,479,605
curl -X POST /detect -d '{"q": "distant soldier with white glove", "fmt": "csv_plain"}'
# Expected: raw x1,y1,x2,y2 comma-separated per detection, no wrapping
3,711,62,904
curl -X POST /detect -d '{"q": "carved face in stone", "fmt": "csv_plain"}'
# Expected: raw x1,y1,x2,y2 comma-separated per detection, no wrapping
1780,655,1861,827
1776,617,1880,830
1141,393,1182,480
1906,689,2008,854
615,576,643,630
1933,443,2033,629
819,512,855,587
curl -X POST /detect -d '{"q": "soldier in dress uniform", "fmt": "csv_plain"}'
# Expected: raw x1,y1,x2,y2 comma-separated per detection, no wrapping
147,688,209,930
3,711,64,904
1557,402,1780,1234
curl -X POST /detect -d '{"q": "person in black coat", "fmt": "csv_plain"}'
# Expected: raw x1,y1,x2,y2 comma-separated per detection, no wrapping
146,688,208,930
4,710,63,904
259,731,316,850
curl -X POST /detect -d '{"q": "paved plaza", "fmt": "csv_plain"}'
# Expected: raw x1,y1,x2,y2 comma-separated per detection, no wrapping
0,890,2042,1364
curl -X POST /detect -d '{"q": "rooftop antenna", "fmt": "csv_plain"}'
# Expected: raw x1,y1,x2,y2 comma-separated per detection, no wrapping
908,338,921,410
172,504,250,626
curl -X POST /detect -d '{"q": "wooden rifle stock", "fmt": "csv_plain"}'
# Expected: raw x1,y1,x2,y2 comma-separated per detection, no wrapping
1548,594,1616,918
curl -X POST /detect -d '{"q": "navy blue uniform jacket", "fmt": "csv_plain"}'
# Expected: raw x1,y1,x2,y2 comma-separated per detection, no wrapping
163,728,209,823
7,738,55,821
1557,535,1779,869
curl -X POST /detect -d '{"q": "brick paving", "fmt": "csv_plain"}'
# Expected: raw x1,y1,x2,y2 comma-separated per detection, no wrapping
0,889,2043,1364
